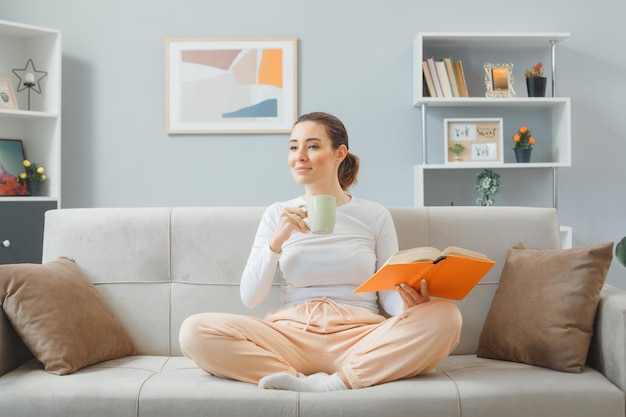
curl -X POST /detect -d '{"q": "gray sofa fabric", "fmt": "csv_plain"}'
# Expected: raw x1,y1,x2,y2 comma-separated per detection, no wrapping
0,206,624,417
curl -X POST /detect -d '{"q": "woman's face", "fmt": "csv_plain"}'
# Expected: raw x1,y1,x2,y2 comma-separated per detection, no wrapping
288,121,345,189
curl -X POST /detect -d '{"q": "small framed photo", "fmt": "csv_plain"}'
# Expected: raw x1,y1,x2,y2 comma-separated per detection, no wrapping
0,78,19,110
444,118,503,164
0,138,28,196
484,63,515,98
166,37,298,134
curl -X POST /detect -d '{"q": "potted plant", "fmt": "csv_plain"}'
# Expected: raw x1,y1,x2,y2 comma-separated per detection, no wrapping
525,62,547,97
513,126,535,163
475,169,501,206
17,159,46,196
449,143,465,162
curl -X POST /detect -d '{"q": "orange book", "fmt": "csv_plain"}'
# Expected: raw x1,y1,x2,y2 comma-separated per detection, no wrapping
354,246,495,300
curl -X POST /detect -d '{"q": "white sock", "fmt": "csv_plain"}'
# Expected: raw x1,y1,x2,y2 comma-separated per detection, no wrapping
258,372,347,392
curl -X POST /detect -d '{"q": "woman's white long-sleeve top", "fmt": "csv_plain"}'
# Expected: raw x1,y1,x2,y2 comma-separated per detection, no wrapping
240,196,403,316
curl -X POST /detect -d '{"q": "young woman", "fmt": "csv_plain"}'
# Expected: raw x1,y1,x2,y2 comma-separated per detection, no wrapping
179,112,461,392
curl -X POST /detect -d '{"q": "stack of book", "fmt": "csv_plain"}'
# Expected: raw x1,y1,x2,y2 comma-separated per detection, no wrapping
423,57,469,98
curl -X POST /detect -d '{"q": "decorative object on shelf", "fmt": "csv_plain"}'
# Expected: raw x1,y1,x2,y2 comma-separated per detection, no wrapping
0,139,28,196
616,237,626,268
0,77,19,110
525,62,547,97
166,37,297,134
11,59,48,111
17,159,46,196
476,169,501,206
513,126,535,163
448,143,466,162
484,63,515,98
445,118,503,164
26,181,43,197
514,148,533,163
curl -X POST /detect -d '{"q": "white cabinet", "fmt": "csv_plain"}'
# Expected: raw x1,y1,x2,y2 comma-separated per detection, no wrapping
413,32,572,247
0,201,57,264
0,20,61,263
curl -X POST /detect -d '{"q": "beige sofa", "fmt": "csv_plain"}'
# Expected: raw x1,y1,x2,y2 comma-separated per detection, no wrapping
0,206,625,417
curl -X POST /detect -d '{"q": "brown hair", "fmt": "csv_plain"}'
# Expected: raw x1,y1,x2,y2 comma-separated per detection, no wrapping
295,112,360,191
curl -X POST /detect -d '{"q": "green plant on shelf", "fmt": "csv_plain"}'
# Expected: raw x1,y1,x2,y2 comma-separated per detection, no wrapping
475,169,501,207
513,126,535,150
449,143,465,161
17,160,46,185
449,143,465,155
617,237,626,268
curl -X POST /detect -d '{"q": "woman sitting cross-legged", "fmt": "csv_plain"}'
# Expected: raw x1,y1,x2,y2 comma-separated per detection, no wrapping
179,111,462,391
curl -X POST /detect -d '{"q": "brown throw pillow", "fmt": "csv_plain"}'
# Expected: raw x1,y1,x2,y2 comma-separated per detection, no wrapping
0,257,135,375
476,242,613,373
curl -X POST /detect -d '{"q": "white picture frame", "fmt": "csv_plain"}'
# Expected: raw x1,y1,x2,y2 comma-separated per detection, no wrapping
444,118,504,164
0,78,19,110
484,63,515,98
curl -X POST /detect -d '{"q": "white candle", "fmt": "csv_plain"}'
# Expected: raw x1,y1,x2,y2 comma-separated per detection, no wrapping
24,72,35,85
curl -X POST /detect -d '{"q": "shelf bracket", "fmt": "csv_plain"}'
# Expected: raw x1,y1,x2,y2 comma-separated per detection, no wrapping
421,103,427,164
552,167,558,209
550,39,558,97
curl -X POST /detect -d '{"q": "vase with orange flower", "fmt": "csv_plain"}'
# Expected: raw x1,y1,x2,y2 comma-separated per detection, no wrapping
513,126,535,163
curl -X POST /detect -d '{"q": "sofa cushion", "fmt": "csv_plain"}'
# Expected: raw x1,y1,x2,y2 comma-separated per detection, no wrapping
0,257,135,375
476,242,613,373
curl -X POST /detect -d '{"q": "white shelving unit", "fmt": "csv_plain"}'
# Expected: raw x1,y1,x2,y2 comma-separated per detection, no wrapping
413,32,572,248
0,19,61,203
0,20,61,263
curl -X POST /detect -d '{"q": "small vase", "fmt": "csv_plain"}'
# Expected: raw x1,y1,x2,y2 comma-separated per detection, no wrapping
27,182,43,196
477,195,493,206
526,77,547,97
514,148,533,163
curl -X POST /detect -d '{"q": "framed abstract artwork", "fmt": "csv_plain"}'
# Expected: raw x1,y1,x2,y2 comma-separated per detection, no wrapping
0,139,28,196
166,37,297,134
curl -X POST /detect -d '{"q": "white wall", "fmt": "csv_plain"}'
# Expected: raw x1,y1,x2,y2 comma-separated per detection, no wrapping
1,0,625,287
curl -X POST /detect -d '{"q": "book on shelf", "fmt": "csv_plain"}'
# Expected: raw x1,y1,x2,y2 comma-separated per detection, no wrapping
434,60,453,98
443,58,460,97
422,60,436,97
454,60,469,97
426,57,443,97
354,246,495,300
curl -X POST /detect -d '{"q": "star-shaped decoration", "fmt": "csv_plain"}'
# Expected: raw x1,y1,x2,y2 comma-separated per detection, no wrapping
12,59,48,94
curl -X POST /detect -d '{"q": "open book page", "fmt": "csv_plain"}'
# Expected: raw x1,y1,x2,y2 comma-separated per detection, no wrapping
387,246,489,265
386,247,442,264
441,246,490,260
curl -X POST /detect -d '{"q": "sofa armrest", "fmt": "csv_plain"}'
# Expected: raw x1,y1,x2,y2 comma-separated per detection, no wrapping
588,284,626,391
0,310,32,377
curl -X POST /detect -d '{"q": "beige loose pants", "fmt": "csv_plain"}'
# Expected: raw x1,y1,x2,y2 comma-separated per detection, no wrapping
179,297,461,389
